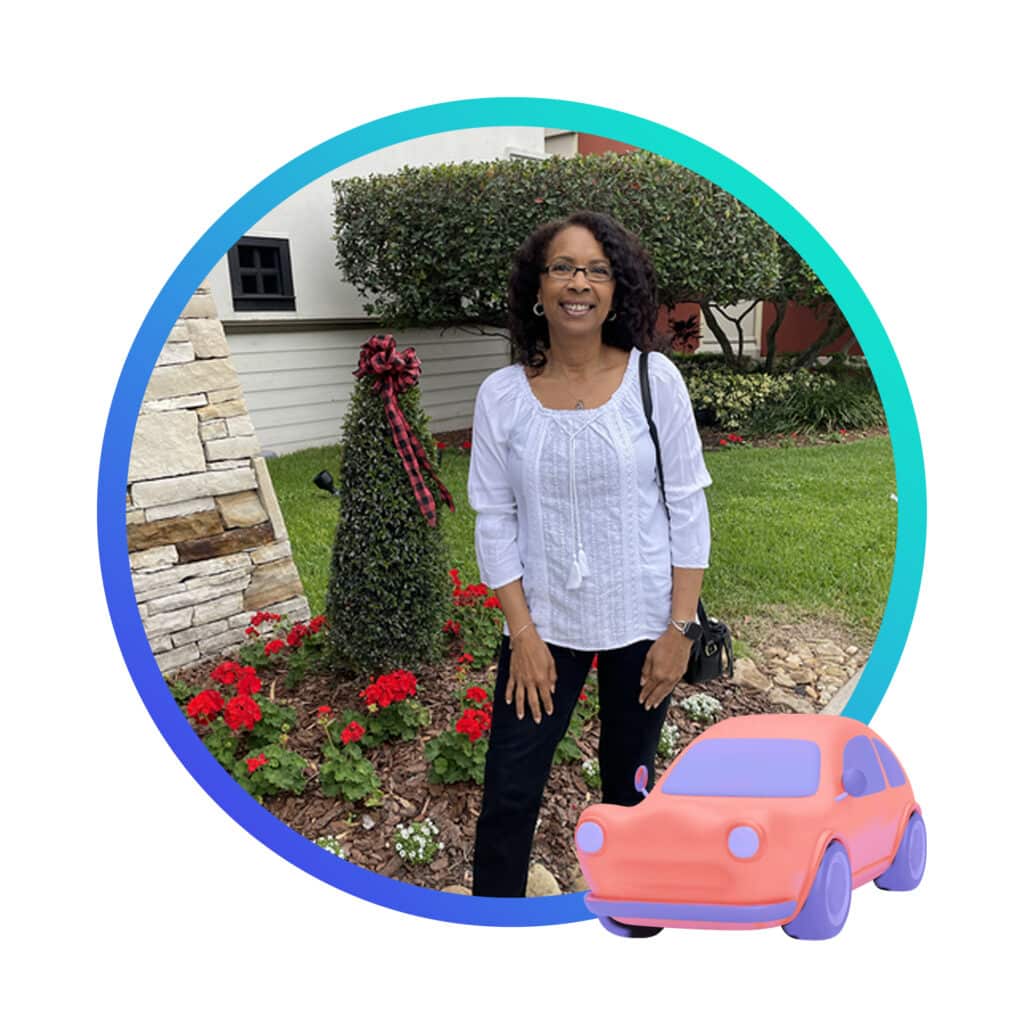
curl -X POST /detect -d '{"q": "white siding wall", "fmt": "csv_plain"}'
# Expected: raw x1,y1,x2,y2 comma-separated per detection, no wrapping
227,325,509,455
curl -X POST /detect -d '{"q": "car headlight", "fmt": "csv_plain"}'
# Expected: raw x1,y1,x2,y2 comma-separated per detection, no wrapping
576,821,604,854
728,825,760,859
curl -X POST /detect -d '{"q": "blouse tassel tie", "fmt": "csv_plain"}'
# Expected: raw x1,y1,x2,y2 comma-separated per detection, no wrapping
566,428,590,590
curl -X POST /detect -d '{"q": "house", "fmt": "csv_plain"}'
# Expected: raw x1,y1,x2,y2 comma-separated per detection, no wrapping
205,127,549,455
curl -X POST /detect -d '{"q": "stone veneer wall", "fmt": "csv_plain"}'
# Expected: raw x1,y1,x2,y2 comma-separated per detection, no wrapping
127,281,311,674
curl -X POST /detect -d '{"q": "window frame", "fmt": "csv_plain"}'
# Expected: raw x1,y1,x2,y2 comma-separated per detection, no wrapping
227,235,296,312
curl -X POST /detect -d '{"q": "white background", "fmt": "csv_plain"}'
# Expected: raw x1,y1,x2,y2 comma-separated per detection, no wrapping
5,2,1020,1020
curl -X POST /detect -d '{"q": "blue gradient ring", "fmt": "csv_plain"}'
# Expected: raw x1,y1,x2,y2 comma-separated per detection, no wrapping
98,97,926,928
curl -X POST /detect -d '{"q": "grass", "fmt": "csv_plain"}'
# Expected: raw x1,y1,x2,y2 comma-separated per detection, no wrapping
266,436,896,633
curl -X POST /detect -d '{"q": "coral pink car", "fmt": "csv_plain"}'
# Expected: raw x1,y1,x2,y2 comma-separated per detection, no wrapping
575,714,925,940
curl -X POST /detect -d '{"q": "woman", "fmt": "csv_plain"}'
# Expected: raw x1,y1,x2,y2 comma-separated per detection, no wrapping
468,210,712,898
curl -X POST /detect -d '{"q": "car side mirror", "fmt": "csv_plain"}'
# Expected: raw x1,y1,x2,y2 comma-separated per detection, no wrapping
842,768,867,798
634,764,649,798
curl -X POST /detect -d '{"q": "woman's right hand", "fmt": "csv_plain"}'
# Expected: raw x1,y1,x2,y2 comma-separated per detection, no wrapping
506,628,557,724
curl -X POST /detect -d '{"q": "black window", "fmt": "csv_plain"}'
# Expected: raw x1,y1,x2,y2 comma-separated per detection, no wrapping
227,236,295,311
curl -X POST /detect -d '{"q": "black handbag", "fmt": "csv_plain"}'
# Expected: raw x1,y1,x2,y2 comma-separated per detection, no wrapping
639,350,734,684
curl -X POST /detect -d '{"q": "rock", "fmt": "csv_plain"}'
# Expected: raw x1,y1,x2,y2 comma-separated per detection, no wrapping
144,358,238,402
786,667,817,686
216,491,270,529
204,435,260,461
226,414,256,437
810,640,846,659
155,642,199,672
568,867,589,893
243,558,304,610
361,815,376,831
845,645,859,655
129,545,178,571
197,398,248,422
250,539,293,565
772,671,797,689
765,647,788,658
144,497,217,522
128,509,224,552
200,420,228,442
188,318,230,358
441,885,471,896
784,654,803,668
769,688,816,713
176,522,275,564
733,657,772,692
130,468,257,508
526,863,561,897
156,342,195,366
128,410,205,483
181,292,218,319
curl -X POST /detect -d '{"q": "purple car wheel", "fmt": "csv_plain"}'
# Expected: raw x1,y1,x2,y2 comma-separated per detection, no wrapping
874,812,927,891
782,841,852,941
598,916,663,939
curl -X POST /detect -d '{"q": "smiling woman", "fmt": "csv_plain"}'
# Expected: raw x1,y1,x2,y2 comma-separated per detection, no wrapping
468,210,713,897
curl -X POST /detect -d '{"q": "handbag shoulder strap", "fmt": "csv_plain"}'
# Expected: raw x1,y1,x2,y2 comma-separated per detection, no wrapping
639,350,668,513
640,349,709,629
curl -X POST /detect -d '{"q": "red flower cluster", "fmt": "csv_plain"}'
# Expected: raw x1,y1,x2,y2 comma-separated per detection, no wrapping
250,611,282,627
455,707,491,743
308,615,327,634
264,638,285,656
246,752,268,774
341,720,366,745
223,694,262,732
186,689,224,725
483,595,501,610
460,441,471,451
286,622,308,648
443,619,461,636
456,653,474,665
360,669,418,709
727,433,744,443
317,705,332,718
437,441,448,451
210,661,262,697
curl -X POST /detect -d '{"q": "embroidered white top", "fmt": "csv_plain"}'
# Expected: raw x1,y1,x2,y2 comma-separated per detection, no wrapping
467,346,712,651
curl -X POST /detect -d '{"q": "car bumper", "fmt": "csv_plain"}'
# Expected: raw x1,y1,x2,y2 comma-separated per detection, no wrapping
584,894,797,926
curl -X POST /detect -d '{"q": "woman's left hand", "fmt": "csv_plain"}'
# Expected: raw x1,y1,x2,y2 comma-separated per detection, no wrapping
638,628,692,711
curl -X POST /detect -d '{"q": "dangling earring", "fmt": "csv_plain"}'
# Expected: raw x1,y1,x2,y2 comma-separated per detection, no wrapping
533,302,545,317
607,309,617,321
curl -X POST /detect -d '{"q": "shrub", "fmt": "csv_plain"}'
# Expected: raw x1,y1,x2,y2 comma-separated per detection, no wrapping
658,722,680,760
581,759,601,790
357,669,430,746
232,745,308,799
679,693,723,725
674,356,885,435
317,716,383,803
332,151,780,329
392,819,443,866
325,339,451,675
423,687,493,785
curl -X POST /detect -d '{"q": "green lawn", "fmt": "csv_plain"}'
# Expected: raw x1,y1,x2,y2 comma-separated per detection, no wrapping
266,437,896,633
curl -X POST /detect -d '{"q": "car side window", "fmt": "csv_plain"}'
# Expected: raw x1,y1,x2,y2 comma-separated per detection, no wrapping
872,739,907,788
842,736,886,796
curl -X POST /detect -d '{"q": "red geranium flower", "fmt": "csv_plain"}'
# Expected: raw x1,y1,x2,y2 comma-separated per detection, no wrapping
591,654,599,670
448,568,462,586
234,667,262,697
308,615,327,634
437,441,448,450
579,690,588,702
483,595,501,610
460,441,471,451
719,438,729,446
443,619,461,636
286,623,308,648
210,661,243,687
465,686,489,705
246,753,268,773
341,720,365,745
223,694,262,732
264,638,285,656
317,705,332,717
245,626,258,637
186,689,224,725
455,707,491,743
250,610,282,627
456,653,474,664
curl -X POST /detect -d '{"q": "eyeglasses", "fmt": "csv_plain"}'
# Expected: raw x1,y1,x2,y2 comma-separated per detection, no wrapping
542,260,613,283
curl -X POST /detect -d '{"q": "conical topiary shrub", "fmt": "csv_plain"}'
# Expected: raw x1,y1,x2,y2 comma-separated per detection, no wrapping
326,335,453,675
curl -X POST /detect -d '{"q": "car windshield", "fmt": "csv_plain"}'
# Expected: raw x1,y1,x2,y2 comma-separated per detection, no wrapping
661,738,821,798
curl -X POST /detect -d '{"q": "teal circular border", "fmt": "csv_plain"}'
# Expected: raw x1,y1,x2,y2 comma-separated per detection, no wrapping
99,97,926,926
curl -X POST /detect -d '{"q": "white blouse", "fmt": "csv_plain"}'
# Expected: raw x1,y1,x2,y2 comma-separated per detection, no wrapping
467,346,712,652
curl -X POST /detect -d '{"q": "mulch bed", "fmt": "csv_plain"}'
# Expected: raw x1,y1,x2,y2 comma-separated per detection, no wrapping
171,653,796,894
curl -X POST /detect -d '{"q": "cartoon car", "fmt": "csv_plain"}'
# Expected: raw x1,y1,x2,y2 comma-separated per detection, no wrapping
575,713,925,940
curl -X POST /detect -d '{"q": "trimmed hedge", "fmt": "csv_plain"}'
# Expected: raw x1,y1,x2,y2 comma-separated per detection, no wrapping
332,150,780,328
325,376,450,675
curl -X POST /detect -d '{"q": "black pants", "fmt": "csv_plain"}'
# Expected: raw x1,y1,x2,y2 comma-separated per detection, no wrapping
472,635,669,897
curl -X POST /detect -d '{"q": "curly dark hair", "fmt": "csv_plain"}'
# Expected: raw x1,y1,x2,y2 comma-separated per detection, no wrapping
507,210,658,370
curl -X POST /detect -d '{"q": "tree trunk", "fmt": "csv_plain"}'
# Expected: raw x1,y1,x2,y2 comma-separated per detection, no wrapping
792,307,849,369
764,300,787,374
699,301,738,368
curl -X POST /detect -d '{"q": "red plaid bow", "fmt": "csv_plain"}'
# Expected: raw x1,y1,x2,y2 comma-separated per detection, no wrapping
353,334,454,527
